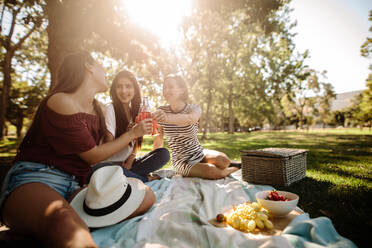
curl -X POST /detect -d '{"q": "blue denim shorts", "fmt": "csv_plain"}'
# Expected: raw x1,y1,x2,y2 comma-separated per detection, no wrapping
0,161,81,220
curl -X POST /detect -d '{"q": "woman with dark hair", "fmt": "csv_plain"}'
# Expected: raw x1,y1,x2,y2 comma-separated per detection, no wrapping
0,51,155,248
103,70,170,182
153,74,239,179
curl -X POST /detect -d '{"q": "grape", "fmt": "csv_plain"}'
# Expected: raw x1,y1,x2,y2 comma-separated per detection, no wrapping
225,202,272,232
255,217,265,229
264,219,274,229
257,211,268,221
248,219,256,231
251,202,260,211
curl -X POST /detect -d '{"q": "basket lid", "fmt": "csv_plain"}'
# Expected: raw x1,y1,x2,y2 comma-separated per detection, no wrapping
241,148,307,158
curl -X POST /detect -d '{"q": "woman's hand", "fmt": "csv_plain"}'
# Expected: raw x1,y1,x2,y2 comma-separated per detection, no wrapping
132,119,153,138
153,109,167,123
126,121,136,131
122,154,135,170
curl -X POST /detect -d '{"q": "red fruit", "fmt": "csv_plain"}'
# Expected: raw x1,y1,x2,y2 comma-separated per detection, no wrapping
216,214,225,223
280,195,285,201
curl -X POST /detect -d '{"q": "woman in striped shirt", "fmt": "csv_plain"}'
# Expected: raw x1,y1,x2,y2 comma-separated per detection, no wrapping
153,74,239,179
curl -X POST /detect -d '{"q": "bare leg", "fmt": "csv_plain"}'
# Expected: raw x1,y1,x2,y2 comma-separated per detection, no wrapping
186,162,238,180
202,149,231,169
2,183,97,248
125,185,155,219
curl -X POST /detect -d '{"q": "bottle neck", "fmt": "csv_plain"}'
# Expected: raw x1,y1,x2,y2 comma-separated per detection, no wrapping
142,97,150,112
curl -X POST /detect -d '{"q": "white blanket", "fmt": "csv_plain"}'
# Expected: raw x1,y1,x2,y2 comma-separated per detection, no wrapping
92,172,357,248
134,175,294,248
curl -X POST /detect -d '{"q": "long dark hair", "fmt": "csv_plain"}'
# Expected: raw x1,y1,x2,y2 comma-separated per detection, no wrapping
18,51,107,151
110,70,142,148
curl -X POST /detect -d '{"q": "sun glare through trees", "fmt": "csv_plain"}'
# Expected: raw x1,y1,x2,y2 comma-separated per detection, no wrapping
121,0,192,48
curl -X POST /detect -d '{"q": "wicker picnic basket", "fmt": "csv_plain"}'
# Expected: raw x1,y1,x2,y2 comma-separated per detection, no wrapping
241,148,307,186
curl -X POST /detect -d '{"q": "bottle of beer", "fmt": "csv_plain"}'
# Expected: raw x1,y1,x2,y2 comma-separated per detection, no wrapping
140,97,152,120
137,97,158,136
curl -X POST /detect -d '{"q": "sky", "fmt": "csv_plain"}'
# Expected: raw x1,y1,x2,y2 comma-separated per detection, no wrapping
289,0,372,94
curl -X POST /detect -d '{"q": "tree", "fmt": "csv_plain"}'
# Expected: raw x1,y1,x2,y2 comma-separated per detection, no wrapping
0,0,44,140
360,10,372,59
5,27,49,137
317,81,336,127
358,73,372,128
7,79,47,137
180,0,284,137
45,0,159,90
358,10,372,128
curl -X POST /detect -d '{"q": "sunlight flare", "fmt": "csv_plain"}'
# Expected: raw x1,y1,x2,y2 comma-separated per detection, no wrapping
122,0,192,48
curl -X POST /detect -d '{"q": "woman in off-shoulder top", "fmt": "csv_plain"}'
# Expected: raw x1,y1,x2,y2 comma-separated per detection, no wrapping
0,51,155,248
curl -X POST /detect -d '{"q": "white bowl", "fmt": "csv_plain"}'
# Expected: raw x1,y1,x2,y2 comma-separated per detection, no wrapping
255,190,299,217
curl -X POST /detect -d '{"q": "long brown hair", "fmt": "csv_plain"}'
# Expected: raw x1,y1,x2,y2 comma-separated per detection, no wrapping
18,51,107,151
110,70,142,148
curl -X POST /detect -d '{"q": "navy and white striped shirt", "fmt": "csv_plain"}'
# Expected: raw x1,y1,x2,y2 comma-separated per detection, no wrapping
158,104,204,175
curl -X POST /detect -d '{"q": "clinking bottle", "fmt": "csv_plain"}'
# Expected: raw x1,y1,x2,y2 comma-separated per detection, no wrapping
137,97,158,136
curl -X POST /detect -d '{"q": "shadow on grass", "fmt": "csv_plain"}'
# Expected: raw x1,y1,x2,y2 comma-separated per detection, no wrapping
276,177,372,248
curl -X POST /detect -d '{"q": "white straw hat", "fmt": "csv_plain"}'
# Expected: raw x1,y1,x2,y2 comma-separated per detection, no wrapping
70,165,146,228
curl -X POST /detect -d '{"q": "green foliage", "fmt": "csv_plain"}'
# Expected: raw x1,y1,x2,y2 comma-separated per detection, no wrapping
359,75,372,123
354,9,372,128
179,1,297,135
360,10,372,58
0,0,46,140
6,79,47,137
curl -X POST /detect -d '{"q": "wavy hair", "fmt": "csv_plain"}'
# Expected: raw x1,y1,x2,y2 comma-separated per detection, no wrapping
110,70,142,148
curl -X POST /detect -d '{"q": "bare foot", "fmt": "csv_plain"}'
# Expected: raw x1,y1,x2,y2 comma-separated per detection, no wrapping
223,167,239,177
147,173,161,182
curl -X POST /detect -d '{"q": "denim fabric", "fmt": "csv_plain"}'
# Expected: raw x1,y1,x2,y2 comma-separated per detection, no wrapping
0,161,81,220
131,148,170,181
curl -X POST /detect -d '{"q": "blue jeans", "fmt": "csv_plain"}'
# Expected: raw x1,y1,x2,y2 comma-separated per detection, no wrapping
0,161,81,222
94,148,170,182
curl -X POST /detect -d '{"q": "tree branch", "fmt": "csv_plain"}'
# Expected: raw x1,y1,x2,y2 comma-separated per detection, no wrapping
13,21,39,51
7,6,22,48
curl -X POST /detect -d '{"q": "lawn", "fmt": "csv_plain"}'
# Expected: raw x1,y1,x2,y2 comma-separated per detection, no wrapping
1,128,371,247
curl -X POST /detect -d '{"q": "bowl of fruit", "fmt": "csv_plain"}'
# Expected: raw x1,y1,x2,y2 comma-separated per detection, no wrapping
255,190,299,217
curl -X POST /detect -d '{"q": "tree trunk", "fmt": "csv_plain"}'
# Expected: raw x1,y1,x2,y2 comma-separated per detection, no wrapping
46,0,68,90
16,111,23,138
0,52,13,140
45,0,85,90
220,100,225,132
228,82,234,134
202,87,212,140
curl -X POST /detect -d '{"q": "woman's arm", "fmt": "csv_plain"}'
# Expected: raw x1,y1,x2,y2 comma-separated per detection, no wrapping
153,105,201,126
79,119,153,165
152,126,164,150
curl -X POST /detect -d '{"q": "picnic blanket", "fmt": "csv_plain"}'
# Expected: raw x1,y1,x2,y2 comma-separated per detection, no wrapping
91,171,357,248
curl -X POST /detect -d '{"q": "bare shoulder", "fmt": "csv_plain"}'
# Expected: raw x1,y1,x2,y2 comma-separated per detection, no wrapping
47,93,78,115
97,100,107,115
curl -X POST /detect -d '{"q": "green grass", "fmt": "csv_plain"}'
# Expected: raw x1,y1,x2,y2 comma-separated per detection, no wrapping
1,129,371,247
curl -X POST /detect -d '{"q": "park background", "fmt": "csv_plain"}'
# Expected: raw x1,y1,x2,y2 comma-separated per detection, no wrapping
0,0,371,247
